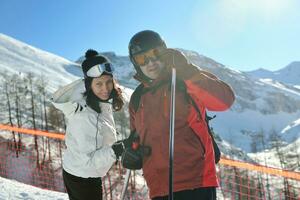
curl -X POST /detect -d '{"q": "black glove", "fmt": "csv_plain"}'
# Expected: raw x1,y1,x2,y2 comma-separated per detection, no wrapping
112,131,138,159
159,48,199,80
121,147,143,170
122,131,137,149
121,145,152,170
111,141,125,159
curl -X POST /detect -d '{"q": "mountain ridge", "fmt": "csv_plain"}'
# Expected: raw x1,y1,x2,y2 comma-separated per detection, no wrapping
246,61,300,86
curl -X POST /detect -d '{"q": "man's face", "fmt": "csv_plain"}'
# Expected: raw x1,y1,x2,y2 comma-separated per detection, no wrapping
133,47,165,80
140,58,164,80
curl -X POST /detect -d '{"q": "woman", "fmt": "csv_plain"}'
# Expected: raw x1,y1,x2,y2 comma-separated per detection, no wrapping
51,49,132,200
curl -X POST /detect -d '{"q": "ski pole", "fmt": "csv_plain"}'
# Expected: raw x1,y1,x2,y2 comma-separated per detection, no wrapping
169,67,176,200
121,169,131,200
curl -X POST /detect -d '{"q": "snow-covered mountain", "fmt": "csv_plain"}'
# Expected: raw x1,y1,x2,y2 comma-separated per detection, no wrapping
0,33,80,93
0,33,299,154
180,50,300,152
246,62,300,88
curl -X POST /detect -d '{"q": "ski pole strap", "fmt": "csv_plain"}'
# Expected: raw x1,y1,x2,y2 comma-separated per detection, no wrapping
120,170,131,200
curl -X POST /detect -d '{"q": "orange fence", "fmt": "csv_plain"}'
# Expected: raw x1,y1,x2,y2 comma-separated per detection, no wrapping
0,124,65,140
220,158,300,181
0,124,299,199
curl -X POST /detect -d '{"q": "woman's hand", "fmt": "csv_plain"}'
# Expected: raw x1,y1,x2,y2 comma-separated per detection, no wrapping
112,131,139,159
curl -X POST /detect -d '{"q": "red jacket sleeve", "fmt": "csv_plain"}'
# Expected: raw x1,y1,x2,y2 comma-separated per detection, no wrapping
184,65,235,111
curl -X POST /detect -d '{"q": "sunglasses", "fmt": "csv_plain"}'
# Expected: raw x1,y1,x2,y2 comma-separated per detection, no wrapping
133,47,163,66
86,62,114,78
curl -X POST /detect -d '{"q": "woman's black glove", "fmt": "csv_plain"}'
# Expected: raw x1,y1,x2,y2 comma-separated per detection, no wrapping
111,141,124,159
111,132,138,159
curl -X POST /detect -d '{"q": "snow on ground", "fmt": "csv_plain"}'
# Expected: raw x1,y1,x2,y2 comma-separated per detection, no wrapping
248,138,300,171
0,176,68,200
281,118,300,134
211,109,300,151
0,175,230,200
259,78,300,97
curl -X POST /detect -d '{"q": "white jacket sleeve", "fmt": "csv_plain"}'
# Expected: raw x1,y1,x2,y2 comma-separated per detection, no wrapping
88,148,117,176
77,137,116,177
51,79,85,115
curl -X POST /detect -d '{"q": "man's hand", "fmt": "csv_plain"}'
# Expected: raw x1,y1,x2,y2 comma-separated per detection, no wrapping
123,131,138,149
121,147,143,170
159,48,188,69
159,48,199,80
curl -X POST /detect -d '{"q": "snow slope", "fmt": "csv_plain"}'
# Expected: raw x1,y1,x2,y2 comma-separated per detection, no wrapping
0,33,80,93
0,176,67,200
182,49,300,151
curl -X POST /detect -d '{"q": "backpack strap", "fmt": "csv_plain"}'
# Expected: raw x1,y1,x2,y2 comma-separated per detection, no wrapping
177,80,202,121
131,84,145,112
178,79,221,163
205,114,221,164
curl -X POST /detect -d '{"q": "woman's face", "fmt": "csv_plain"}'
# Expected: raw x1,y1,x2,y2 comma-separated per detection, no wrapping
91,75,114,100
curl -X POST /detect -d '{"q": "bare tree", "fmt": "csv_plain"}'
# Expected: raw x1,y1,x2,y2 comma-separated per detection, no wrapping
26,73,40,168
13,73,29,156
2,73,19,154
257,128,272,200
289,136,300,172
36,76,52,164
47,105,65,161
269,129,291,200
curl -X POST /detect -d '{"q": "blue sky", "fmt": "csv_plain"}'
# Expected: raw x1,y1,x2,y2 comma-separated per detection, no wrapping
1,0,299,71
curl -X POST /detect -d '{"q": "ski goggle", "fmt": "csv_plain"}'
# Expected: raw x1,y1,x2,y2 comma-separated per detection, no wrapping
86,62,114,78
133,47,163,66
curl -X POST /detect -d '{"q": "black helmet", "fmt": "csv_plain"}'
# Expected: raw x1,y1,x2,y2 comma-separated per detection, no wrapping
129,30,166,57
128,30,167,80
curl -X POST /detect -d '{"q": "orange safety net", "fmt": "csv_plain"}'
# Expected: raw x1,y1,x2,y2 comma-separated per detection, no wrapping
0,124,299,199
1,124,298,181
220,157,300,181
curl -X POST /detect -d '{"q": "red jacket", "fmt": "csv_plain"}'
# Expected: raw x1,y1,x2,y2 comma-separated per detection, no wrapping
129,61,235,198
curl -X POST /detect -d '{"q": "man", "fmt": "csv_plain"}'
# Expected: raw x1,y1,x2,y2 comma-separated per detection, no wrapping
127,30,235,200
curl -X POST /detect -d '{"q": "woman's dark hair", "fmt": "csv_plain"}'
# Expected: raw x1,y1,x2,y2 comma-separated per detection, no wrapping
110,79,124,111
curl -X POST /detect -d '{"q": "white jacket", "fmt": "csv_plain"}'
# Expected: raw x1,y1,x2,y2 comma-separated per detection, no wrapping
51,79,117,178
